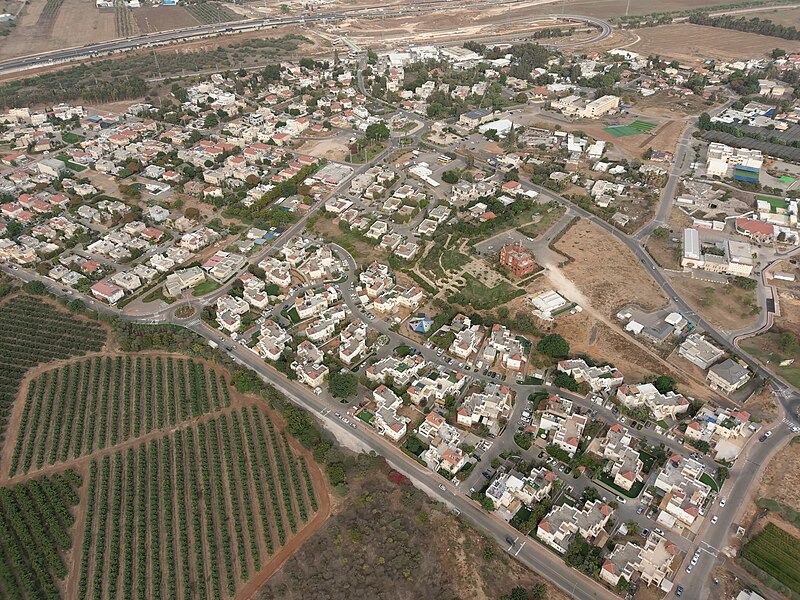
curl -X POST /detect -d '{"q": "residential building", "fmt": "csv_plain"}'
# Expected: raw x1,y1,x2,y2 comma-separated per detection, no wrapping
537,500,613,554
616,383,690,421
371,385,408,442
707,358,750,394
678,334,724,370
557,359,623,392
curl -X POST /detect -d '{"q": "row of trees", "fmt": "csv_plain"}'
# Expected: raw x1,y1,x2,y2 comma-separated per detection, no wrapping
689,14,800,40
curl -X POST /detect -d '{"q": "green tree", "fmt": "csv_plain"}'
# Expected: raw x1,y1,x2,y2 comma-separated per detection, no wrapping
553,372,578,391
365,122,390,141
442,169,460,184
653,375,677,394
536,334,569,358
328,372,358,398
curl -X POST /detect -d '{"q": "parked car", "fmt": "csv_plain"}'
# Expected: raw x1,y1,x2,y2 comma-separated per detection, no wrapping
676,585,684,597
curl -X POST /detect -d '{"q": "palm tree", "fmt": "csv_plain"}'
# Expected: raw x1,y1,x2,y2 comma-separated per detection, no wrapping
625,520,639,535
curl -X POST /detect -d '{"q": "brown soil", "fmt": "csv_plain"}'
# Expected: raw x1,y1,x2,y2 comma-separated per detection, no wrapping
669,276,761,332
646,236,682,270
776,288,800,337
756,437,800,513
133,6,200,32
744,385,779,423
628,23,800,64
553,219,669,316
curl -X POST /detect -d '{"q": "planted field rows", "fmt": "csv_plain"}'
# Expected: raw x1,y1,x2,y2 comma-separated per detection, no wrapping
0,470,81,600
76,406,319,600
0,296,106,444
186,2,239,24
741,522,800,595
7,355,232,478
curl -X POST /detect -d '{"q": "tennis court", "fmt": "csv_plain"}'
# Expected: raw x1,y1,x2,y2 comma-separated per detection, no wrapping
604,120,658,137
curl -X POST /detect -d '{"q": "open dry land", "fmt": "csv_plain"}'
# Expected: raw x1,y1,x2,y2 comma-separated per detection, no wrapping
257,467,570,600
553,220,668,316
0,0,117,60
669,276,761,332
775,285,800,337
296,136,351,162
632,91,716,119
748,5,800,27
628,23,800,64
756,437,800,515
646,234,682,270
741,331,800,389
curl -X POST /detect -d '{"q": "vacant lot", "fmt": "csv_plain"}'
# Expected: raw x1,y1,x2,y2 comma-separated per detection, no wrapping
133,6,200,31
296,137,350,162
258,469,570,600
758,438,800,514
554,220,668,316
669,276,761,332
646,234,682,270
776,288,800,337
741,331,800,389
633,91,714,118
630,23,800,64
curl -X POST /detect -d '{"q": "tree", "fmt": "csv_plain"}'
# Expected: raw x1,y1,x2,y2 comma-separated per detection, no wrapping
717,466,730,484
625,520,639,535
698,112,711,130
481,496,496,512
536,333,569,358
365,122,390,141
652,226,670,239
22,280,47,295
653,375,677,394
328,372,358,398
553,372,578,392
441,170,460,184
779,331,799,355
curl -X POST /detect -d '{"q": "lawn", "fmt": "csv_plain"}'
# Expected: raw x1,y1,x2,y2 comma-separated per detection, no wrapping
639,450,658,473
440,250,471,272
595,472,644,499
448,274,524,311
741,332,800,389
357,410,374,424
285,306,301,324
62,132,84,144
191,280,221,297
603,120,657,137
55,155,86,172
346,141,388,164
755,195,789,212
700,472,720,492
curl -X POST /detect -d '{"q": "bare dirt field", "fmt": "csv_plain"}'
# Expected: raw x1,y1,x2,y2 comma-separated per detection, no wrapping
0,0,117,59
553,220,669,316
646,235,682,270
776,288,800,337
751,5,800,27
632,91,715,119
296,136,350,162
744,384,779,423
629,23,800,64
757,437,800,513
669,275,761,332
133,6,200,32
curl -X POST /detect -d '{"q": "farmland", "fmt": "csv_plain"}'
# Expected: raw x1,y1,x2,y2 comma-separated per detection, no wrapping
186,2,239,25
741,522,800,595
75,405,320,600
0,470,81,600
5,355,233,477
0,295,106,445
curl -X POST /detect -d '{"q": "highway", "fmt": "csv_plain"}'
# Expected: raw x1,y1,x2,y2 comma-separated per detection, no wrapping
0,2,612,76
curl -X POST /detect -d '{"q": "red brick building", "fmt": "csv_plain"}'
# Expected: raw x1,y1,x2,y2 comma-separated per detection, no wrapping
499,241,536,278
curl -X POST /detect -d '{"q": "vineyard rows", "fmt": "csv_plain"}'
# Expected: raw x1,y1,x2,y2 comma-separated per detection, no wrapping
742,523,800,594
8,355,232,477
0,470,81,600
76,406,318,600
0,296,105,443
187,2,239,24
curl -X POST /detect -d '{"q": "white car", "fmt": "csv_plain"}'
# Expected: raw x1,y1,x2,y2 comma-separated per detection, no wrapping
711,515,718,524
719,497,726,507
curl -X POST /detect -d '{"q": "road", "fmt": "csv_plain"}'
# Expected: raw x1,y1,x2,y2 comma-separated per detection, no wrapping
0,2,612,76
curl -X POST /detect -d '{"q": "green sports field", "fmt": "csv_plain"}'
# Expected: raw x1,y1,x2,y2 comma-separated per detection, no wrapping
604,120,658,137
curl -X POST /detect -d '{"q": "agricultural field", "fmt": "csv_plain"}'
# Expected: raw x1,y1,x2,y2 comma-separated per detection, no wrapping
75,406,320,600
0,295,106,445
133,6,201,32
741,522,800,595
628,23,800,64
186,2,240,24
0,470,81,600
5,355,233,477
114,0,139,38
